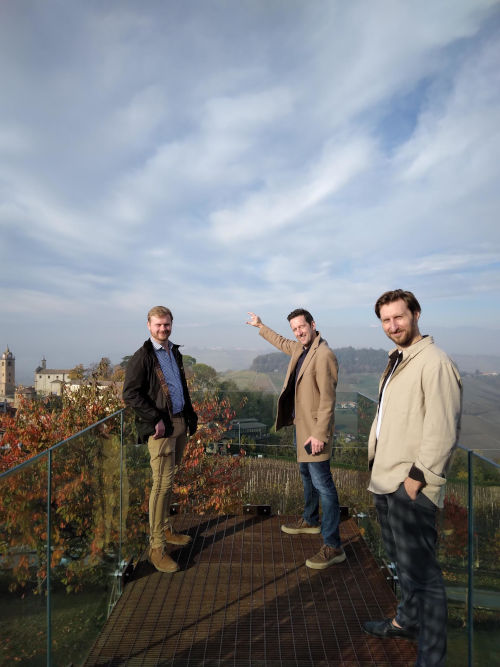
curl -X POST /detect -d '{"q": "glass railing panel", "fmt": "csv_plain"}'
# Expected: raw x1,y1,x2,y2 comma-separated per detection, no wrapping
48,415,123,666
0,454,49,666
441,447,469,666
471,452,500,666
227,391,373,516
121,409,150,564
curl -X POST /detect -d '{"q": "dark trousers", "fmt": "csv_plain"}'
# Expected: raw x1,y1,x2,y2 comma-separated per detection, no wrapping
374,484,447,667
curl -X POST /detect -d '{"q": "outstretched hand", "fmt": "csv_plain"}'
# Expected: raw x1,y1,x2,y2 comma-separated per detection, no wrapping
246,312,263,328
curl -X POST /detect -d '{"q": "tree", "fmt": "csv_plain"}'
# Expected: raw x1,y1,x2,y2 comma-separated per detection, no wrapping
174,392,243,513
0,373,244,593
95,357,113,380
0,383,125,593
111,364,125,382
68,364,86,380
191,363,218,389
183,355,197,368
120,355,132,369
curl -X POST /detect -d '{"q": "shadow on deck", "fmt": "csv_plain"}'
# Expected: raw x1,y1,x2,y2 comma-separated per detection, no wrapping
84,515,417,666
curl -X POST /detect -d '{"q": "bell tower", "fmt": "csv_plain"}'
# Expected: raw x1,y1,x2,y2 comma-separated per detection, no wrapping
1,346,15,398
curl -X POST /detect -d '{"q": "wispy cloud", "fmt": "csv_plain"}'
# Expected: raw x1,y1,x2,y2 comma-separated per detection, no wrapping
1,0,499,381
211,136,375,242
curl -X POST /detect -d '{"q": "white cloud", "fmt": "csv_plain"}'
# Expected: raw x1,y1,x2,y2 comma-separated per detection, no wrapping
397,36,500,184
1,0,499,381
210,136,375,242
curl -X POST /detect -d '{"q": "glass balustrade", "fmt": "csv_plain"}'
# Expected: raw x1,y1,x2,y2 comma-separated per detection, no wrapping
0,452,49,665
0,391,498,665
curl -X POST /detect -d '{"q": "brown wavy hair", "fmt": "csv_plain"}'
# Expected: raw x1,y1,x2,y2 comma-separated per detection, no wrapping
374,290,421,319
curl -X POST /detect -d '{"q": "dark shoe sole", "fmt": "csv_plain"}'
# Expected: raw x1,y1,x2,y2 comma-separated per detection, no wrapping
164,535,192,546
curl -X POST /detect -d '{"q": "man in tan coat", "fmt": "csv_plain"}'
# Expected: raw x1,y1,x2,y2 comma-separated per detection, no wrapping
247,308,345,569
363,290,462,667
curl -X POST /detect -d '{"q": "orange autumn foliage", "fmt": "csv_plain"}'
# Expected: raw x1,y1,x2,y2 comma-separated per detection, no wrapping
0,376,244,592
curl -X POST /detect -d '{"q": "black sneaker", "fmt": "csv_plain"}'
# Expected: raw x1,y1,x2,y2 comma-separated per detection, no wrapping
363,618,418,641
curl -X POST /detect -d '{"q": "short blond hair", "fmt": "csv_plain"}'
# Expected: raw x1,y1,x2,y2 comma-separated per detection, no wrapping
147,306,173,322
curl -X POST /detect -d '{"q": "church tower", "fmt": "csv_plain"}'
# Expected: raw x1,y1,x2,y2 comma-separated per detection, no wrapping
1,346,15,398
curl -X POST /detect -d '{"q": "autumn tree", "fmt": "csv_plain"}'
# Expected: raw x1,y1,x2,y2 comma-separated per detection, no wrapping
68,364,86,380
174,392,243,514
95,356,113,380
110,364,125,382
0,368,245,593
0,382,126,593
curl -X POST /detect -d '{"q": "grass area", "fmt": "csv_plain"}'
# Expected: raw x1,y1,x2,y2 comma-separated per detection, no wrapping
447,624,499,666
0,585,110,666
334,409,358,434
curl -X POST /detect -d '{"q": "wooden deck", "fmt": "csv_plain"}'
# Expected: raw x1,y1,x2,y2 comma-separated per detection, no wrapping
84,514,417,666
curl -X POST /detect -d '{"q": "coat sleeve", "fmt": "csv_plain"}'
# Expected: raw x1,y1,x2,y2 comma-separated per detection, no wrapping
413,359,462,485
259,324,298,356
122,351,162,424
311,347,338,443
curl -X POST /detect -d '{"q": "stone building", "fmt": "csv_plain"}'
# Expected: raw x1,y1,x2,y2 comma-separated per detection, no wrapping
1,346,15,399
34,358,72,396
14,385,37,408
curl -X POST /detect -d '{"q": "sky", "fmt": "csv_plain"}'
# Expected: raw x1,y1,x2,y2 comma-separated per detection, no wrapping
1,0,500,385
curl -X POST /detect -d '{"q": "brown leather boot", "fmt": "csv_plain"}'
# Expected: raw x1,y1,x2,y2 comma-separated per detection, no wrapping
164,528,192,546
148,546,180,573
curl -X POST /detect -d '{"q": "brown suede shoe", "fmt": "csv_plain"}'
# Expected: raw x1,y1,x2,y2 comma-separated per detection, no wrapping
305,544,346,569
164,528,192,546
149,546,180,573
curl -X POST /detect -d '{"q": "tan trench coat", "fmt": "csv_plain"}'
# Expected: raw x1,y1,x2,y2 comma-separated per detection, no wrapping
259,325,338,462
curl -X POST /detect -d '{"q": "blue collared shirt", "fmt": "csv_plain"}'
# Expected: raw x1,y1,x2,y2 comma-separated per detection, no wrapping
151,338,185,414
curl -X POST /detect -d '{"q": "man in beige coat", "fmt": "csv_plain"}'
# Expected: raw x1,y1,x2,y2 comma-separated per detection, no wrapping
362,290,462,667
247,308,345,569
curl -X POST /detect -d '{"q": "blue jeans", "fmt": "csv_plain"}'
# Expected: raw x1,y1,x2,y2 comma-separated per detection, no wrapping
374,484,447,667
299,459,341,548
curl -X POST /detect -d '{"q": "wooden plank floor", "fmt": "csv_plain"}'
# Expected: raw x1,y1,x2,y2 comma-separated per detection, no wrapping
84,515,417,666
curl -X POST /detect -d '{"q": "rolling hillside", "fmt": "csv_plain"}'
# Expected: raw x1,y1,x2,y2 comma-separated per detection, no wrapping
221,349,500,461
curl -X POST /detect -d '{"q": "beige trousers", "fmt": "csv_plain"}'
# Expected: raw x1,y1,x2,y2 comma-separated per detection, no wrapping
147,416,187,548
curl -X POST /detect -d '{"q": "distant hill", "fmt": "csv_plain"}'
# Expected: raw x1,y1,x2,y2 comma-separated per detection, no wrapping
183,347,261,371
219,369,279,394
452,354,500,374
459,374,500,460
251,347,388,375
232,348,500,462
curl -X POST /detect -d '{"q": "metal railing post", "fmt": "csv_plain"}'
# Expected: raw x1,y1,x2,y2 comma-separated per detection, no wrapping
119,410,124,583
467,450,474,667
47,449,52,667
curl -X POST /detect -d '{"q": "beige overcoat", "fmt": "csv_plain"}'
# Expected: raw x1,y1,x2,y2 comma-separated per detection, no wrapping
259,325,338,462
368,336,462,507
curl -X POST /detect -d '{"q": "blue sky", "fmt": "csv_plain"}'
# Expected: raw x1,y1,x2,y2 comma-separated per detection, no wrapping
1,0,500,384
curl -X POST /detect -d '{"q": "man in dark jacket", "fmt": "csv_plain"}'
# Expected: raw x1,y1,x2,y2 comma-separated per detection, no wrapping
123,306,197,573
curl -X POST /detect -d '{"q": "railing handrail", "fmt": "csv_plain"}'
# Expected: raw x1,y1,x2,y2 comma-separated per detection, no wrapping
2,402,498,477
461,445,500,468
358,391,500,469
0,407,126,480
